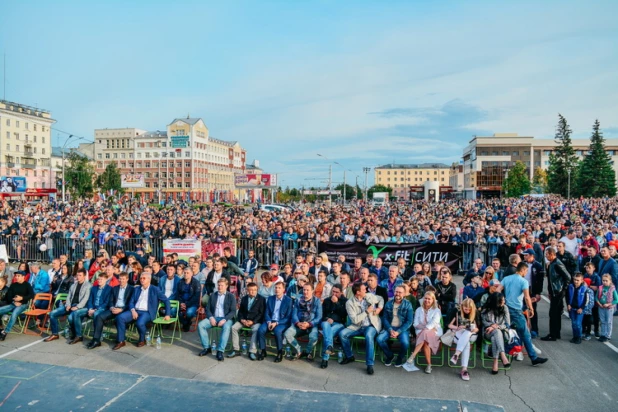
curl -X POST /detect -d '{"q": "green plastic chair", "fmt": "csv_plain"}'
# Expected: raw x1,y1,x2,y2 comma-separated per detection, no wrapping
481,338,512,370
416,317,445,367
150,300,181,345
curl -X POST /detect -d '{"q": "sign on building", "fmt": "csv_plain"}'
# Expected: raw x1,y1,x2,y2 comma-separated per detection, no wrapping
0,176,26,193
121,174,145,188
234,174,277,187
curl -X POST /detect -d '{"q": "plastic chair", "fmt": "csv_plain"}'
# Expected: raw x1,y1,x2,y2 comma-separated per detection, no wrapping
416,318,445,367
21,293,53,335
150,300,182,345
351,336,375,363
380,335,411,363
447,341,477,369
190,286,206,333
481,339,512,370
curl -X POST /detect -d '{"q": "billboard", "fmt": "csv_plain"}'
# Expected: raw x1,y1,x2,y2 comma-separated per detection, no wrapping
121,174,145,188
163,239,202,262
234,174,277,187
0,176,26,193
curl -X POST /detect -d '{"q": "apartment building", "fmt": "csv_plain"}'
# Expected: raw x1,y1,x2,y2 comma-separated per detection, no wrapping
0,100,56,194
462,133,618,198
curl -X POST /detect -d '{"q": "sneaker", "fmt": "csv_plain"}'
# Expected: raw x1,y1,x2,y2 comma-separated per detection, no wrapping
532,344,542,354
599,336,609,343
226,351,237,358
569,338,577,344
384,354,395,367
583,334,592,341
516,352,524,361
461,370,470,381
325,345,334,356
394,358,404,368
424,365,432,374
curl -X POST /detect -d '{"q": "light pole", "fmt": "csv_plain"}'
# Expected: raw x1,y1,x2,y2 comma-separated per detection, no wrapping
317,154,333,204
363,167,371,201
61,134,88,202
568,169,571,199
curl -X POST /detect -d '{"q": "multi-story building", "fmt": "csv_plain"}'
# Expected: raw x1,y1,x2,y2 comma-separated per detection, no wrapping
374,163,451,200
94,117,246,201
462,133,618,198
0,100,56,197
449,163,464,194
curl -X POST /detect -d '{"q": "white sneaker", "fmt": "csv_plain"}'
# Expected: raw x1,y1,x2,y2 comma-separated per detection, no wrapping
516,352,524,361
532,344,542,354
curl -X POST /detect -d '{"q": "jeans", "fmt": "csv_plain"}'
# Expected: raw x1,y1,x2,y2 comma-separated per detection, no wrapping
376,328,410,362
72,308,89,337
198,317,232,351
508,307,537,361
0,304,28,333
599,307,614,339
454,329,474,368
173,306,198,327
320,321,344,360
116,310,152,342
340,326,377,366
258,322,288,352
569,309,584,339
284,325,319,355
49,305,68,335
231,322,260,353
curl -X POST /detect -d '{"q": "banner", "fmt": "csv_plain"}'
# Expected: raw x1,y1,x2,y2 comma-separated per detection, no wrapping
0,176,26,193
121,174,145,188
163,239,202,262
234,174,277,187
318,242,461,272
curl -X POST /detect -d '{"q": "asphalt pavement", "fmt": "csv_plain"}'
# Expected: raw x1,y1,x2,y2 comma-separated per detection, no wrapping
1,269,617,411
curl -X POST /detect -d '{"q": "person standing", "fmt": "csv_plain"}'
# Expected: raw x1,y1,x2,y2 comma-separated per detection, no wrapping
542,247,571,341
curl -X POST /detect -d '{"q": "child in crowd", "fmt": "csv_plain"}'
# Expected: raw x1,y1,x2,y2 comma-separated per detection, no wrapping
582,262,601,338
566,273,588,344
596,274,618,342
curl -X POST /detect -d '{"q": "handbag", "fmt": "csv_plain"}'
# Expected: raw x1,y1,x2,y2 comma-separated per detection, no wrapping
440,315,457,347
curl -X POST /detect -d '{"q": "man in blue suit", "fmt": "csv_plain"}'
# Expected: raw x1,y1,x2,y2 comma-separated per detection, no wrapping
113,272,170,350
257,281,293,362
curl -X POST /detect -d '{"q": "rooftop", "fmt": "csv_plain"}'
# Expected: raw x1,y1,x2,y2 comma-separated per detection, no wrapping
375,163,450,169
0,99,53,119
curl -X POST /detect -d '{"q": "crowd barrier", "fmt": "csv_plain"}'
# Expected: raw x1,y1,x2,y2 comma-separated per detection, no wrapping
234,238,318,267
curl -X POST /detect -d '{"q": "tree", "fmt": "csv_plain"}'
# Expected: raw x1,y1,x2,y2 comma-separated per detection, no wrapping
64,151,95,199
367,184,392,200
95,162,123,194
547,114,579,196
334,183,356,200
575,119,616,198
532,167,548,193
502,161,530,197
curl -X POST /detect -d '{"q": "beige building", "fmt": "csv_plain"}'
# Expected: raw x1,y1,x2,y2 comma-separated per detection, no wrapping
375,163,450,189
0,100,55,194
462,133,618,198
95,117,246,201
449,163,464,193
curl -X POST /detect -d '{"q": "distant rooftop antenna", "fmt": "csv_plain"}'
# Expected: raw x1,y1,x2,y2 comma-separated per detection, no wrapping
187,113,190,119
3,52,6,100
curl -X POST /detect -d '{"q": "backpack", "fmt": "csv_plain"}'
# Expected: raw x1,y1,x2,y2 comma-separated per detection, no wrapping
584,287,595,315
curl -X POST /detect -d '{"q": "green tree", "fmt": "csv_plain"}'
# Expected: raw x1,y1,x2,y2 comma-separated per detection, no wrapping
547,114,579,196
334,183,356,200
95,162,124,194
367,184,393,199
575,120,616,198
532,167,548,193
64,151,96,199
502,161,531,197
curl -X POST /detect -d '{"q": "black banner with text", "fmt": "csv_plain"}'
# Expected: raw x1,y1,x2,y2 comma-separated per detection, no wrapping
318,242,462,271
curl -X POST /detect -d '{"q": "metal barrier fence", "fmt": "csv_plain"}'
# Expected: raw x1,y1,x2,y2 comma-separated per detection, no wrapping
460,242,509,274
235,238,318,267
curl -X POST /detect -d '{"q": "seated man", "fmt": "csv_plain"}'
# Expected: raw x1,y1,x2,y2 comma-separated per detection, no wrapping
78,271,113,342
339,283,383,375
0,271,35,341
379,265,404,300
159,264,180,301
229,282,265,360
319,284,348,369
114,272,170,350
45,268,92,344
377,285,414,367
257,281,293,362
198,278,237,361
284,283,322,361
88,272,134,349
177,267,201,332
29,262,50,311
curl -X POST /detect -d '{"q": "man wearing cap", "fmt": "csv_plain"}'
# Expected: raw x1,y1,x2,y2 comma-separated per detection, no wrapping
0,271,35,341
522,248,545,338
287,274,308,301
477,279,503,308
463,273,485,301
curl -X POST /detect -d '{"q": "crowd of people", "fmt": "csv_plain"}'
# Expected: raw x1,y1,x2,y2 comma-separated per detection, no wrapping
0,196,617,379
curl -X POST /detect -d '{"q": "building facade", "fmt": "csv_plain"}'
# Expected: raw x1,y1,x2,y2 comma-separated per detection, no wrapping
374,163,451,200
462,133,618,198
94,117,246,201
0,100,56,196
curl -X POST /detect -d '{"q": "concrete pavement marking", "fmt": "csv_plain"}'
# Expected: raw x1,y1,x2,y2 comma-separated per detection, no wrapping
95,375,147,412
540,294,618,354
0,338,45,359
0,381,21,408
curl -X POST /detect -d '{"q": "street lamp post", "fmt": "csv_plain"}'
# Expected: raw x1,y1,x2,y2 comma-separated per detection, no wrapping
568,169,571,199
61,134,88,202
363,167,371,201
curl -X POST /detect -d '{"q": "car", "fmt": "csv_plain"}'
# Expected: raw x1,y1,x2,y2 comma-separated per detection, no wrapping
259,204,293,212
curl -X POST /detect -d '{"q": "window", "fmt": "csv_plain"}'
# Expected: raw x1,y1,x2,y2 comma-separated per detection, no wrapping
5,119,9,126
162,162,167,168
113,153,118,158
121,153,126,158
185,182,190,188
492,151,498,155
105,153,110,159
576,150,583,156
154,172,159,178
153,182,159,188
162,182,167,188
137,153,142,158
42,148,46,155
34,170,37,177
176,162,181,168
523,151,530,156
15,121,19,127
512,151,519,156
185,162,190,168
129,162,134,168
185,172,190,178
177,172,182,178
145,162,150,168
185,151,190,157
145,172,151,178
145,182,150,188
5,132,9,139
543,150,551,156
5,144,9,151
107,140,110,149
34,136,37,143
16,145,19,151
481,151,488,155
15,133,19,140
502,151,509,156
97,154,102,159
162,172,167,178
34,124,37,131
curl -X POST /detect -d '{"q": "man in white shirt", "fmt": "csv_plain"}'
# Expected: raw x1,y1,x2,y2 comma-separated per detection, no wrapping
560,229,580,257
198,278,237,361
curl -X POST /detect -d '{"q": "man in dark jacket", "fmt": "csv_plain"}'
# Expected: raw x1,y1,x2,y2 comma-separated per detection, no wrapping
557,241,578,276
522,249,545,338
177,267,201,332
204,260,231,295
319,284,348,369
542,246,572,341
229,282,265,360
198,278,237,361
0,271,34,340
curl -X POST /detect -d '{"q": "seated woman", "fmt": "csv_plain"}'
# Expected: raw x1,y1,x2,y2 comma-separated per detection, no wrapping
481,292,512,374
448,298,479,381
258,271,275,298
403,291,443,374
314,270,331,302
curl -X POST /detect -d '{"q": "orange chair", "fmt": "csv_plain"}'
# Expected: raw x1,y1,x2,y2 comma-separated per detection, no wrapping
21,293,53,336
190,285,207,333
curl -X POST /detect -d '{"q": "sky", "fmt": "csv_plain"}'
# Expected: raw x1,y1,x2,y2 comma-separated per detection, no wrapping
1,0,617,189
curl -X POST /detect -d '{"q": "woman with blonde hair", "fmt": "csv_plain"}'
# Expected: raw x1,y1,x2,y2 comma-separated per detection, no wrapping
403,291,443,373
448,298,479,381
